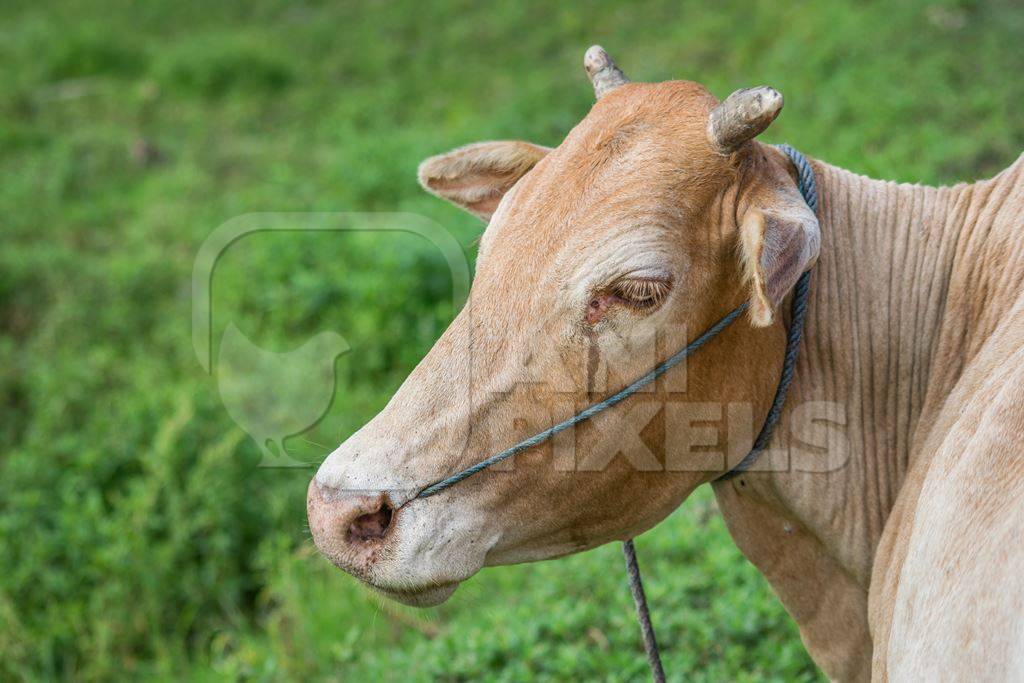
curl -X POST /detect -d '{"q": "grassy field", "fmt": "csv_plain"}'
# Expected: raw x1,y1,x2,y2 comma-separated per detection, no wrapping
2,0,1022,680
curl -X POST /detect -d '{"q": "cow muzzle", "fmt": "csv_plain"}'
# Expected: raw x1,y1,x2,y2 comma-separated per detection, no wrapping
306,480,396,575
306,479,462,607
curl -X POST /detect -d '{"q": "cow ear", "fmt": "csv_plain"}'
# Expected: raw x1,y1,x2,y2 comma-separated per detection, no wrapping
737,156,820,327
417,141,551,221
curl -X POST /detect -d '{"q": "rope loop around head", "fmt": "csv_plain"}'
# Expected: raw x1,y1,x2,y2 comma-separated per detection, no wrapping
626,145,817,681
717,144,816,480
777,143,819,212
417,144,817,498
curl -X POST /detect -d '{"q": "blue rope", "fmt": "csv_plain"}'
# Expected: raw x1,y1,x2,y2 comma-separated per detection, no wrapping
623,539,666,683
716,270,810,479
417,302,748,498
718,144,816,479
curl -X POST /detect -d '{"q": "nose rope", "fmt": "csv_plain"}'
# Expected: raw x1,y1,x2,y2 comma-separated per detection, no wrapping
414,145,817,682
416,301,749,499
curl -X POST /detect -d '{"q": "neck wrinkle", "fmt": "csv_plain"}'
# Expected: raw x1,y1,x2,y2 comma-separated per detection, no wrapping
921,156,1024,415
773,159,966,584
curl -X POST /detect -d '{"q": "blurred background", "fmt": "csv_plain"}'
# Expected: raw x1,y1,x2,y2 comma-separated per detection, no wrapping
2,0,1022,680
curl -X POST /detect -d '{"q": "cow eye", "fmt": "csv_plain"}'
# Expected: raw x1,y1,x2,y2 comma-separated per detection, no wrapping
611,277,671,310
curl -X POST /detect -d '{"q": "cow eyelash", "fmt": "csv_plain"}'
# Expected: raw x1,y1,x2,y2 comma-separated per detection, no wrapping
610,277,672,310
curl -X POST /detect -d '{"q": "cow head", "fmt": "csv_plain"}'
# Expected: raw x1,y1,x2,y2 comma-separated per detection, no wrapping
308,47,820,606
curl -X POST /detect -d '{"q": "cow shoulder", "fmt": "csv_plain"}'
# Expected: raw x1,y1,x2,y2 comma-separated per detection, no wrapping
871,300,1024,680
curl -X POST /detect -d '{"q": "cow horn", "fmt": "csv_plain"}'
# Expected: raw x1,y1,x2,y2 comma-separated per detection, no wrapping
584,45,630,99
707,87,784,153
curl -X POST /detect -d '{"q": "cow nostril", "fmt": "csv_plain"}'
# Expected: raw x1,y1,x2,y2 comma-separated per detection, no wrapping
346,499,394,542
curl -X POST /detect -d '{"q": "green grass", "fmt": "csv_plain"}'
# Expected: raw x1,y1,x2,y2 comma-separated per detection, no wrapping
1,0,1022,680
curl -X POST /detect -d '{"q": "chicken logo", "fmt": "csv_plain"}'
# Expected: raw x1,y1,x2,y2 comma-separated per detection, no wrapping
217,323,349,467
192,213,471,468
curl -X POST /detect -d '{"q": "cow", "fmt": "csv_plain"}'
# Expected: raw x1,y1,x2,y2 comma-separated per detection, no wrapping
307,46,1024,680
